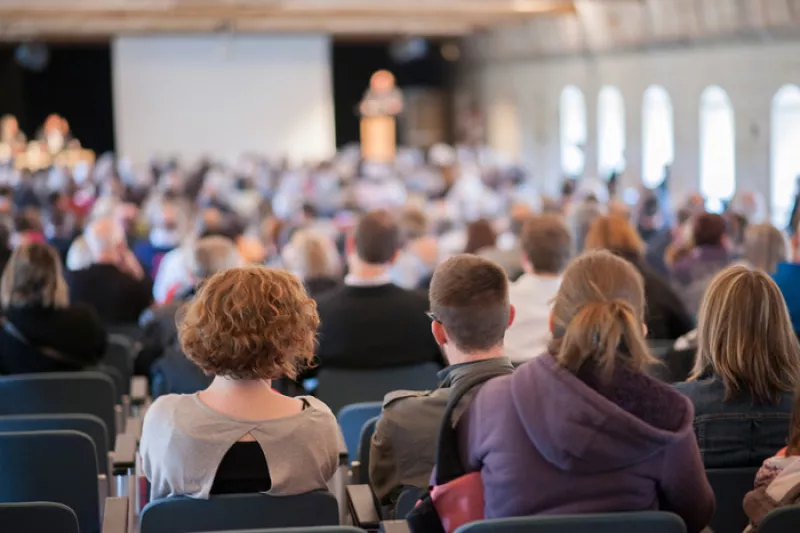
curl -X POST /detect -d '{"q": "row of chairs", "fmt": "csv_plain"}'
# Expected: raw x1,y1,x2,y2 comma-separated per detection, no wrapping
339,407,784,533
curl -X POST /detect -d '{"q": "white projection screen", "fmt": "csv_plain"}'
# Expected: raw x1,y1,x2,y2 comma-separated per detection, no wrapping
112,34,335,165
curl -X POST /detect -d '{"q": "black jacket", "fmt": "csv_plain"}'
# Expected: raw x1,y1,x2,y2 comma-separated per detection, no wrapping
622,252,694,341
315,283,442,369
66,264,153,326
0,304,107,374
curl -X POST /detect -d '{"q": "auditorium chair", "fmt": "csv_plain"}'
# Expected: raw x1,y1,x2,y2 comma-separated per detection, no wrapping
758,505,800,532
0,371,130,441
140,492,340,533
338,402,382,461
107,333,150,411
0,502,81,533
395,487,422,519
706,467,759,533
316,363,440,415
0,431,130,533
0,414,136,496
356,416,380,484
452,512,687,533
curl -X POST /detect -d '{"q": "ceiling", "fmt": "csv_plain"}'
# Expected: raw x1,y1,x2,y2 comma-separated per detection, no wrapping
466,0,800,60
0,0,576,40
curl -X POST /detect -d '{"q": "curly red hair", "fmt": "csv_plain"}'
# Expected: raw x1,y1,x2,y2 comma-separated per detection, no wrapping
178,266,319,380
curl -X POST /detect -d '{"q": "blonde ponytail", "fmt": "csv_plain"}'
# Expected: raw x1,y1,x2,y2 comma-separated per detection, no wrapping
548,250,656,379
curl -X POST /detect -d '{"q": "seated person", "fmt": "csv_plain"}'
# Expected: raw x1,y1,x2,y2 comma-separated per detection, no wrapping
773,220,800,334
143,236,241,396
391,207,439,290
140,266,342,500
504,214,572,363
0,242,106,374
282,228,342,298
585,215,693,342
66,217,153,326
744,382,800,530
315,210,441,369
370,255,514,505
671,212,731,315
455,250,714,532
676,266,799,468
134,200,184,279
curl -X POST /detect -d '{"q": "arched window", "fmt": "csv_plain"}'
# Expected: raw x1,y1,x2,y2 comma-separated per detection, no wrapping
771,84,800,229
559,85,586,178
641,86,674,188
699,86,736,213
597,85,626,179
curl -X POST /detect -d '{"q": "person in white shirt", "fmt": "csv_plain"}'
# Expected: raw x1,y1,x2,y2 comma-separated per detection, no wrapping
504,214,573,363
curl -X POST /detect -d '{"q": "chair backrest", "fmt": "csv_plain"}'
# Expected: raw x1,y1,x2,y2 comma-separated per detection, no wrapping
317,363,440,415
0,371,117,444
395,486,423,519
103,335,135,395
0,431,100,533
0,501,80,533
357,416,380,484
453,512,686,533
0,414,109,475
337,402,382,462
140,491,340,533
757,505,800,533
706,467,759,533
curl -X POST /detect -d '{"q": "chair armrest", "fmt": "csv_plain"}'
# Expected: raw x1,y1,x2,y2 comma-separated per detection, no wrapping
347,484,381,530
111,433,137,474
380,520,411,533
124,415,143,441
101,496,129,533
130,377,149,405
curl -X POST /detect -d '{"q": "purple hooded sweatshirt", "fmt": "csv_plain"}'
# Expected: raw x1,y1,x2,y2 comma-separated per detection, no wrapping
460,353,715,533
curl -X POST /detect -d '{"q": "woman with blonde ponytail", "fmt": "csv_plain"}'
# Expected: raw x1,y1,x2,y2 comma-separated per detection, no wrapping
454,250,714,532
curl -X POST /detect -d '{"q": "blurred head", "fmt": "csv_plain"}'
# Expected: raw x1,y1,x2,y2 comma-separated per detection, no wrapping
178,266,319,380
548,250,655,379
509,202,534,236
693,266,800,404
743,223,787,274
189,236,241,281
584,215,646,260
1,114,19,139
571,201,605,252
350,209,400,266
1,242,68,309
693,213,726,247
429,255,513,361
84,217,125,260
283,229,342,281
520,215,573,275
399,207,429,243
464,219,497,255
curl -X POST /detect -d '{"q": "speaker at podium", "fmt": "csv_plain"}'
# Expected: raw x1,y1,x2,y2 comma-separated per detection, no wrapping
359,70,403,163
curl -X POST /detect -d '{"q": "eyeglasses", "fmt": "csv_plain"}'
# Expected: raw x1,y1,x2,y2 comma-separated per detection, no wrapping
426,311,440,323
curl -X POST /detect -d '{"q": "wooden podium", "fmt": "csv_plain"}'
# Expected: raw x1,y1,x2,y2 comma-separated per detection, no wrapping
360,115,396,163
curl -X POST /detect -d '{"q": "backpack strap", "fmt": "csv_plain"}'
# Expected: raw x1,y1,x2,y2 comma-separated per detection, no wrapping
433,368,510,485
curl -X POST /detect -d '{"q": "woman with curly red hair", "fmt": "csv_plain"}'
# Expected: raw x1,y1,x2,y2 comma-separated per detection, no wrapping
140,266,342,501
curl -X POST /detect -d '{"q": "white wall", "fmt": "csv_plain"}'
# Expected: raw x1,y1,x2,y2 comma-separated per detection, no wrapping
469,41,800,207
113,34,335,165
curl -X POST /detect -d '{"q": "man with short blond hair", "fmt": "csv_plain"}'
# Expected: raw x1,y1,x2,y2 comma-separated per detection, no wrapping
370,254,514,505
504,214,573,363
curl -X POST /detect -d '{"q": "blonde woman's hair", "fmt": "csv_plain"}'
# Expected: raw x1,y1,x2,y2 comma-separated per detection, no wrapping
584,215,646,259
548,250,657,378
283,229,342,280
692,266,800,404
1,242,69,309
743,223,787,274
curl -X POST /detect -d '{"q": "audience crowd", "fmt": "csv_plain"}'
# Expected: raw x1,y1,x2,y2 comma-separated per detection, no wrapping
2,142,800,532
